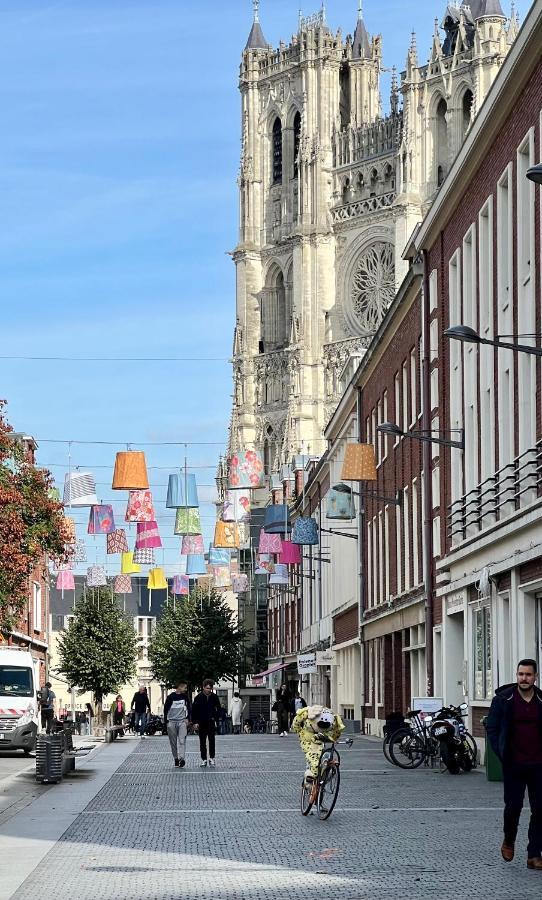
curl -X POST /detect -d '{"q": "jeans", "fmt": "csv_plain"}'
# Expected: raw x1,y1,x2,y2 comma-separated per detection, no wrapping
40,708,54,734
167,720,187,761
503,763,542,858
135,712,147,736
198,721,216,760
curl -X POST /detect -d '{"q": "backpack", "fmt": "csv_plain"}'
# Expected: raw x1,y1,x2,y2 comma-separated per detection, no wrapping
39,687,51,706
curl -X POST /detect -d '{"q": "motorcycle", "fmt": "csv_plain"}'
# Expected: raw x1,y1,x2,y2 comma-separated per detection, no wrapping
145,714,166,736
429,703,477,774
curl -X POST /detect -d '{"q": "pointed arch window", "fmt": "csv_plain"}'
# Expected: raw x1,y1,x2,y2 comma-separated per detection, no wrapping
435,98,448,187
293,112,301,178
462,89,473,139
272,117,283,185
263,425,277,475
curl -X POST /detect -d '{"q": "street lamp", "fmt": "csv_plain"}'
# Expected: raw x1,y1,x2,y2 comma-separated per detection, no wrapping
377,420,464,450
526,163,542,185
445,324,542,358
331,482,402,506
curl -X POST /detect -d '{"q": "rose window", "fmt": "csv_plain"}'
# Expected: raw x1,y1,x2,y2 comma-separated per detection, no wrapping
350,242,395,335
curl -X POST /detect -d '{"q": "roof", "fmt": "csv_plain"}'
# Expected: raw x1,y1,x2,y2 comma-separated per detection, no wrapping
475,0,505,17
245,20,268,50
352,17,371,59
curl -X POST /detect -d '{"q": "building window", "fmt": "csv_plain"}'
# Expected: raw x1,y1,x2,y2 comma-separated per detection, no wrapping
462,89,473,138
395,504,402,596
449,250,463,507
367,519,373,609
410,348,417,425
293,111,301,177
402,362,408,433
517,131,534,284
412,479,420,587
436,97,448,185
403,486,410,592
473,605,493,700
497,164,512,312
33,582,42,633
382,390,388,460
478,198,493,337
394,373,400,446
272,117,282,185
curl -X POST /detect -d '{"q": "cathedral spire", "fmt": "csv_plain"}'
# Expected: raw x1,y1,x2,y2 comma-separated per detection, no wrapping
245,0,269,50
358,0,363,21
352,0,371,58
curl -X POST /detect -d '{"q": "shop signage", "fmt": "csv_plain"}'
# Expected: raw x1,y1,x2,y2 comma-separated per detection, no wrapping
316,650,337,667
297,652,317,675
411,697,444,715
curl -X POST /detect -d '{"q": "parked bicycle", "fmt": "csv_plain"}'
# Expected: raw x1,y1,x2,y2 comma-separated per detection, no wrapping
429,703,477,773
300,734,353,820
387,710,440,769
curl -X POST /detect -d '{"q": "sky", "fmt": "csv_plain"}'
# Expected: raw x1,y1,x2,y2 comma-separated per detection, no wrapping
0,0,530,576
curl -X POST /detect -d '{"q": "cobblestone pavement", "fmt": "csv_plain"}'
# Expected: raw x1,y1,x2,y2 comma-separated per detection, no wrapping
8,734,542,899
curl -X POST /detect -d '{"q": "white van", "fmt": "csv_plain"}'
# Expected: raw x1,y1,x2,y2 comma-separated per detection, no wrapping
0,647,38,754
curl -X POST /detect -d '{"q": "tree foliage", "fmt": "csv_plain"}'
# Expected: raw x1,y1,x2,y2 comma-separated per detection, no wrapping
149,588,245,689
0,401,68,632
57,587,137,705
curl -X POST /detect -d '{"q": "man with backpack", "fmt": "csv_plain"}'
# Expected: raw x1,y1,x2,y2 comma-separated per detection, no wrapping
39,682,55,734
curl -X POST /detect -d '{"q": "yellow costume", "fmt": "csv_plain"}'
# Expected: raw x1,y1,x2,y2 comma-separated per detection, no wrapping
292,705,345,778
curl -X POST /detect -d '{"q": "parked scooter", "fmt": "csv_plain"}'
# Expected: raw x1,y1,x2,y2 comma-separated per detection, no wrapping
429,703,477,774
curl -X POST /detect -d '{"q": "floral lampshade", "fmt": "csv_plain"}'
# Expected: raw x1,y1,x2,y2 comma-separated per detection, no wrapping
132,547,155,566
125,490,155,523
263,504,291,535
213,521,240,549
232,574,249,593
174,507,202,536
135,521,162,550
222,490,251,523
196,575,213,592
255,554,275,575
237,522,250,547
112,451,149,490
166,473,199,509
291,517,319,546
114,574,132,594
186,553,207,576
269,563,289,586
172,574,190,596
86,565,107,587
279,540,301,565
181,534,205,555
326,484,356,520
87,505,116,535
121,551,141,574
147,567,167,590
209,546,230,566
62,516,77,544
212,565,232,589
56,569,75,591
107,529,129,554
227,449,265,490
65,540,87,565
341,443,377,481
63,471,98,507
258,530,282,555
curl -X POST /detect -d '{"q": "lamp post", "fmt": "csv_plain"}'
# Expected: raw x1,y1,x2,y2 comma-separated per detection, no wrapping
527,163,542,185
444,324,542,358
377,421,465,450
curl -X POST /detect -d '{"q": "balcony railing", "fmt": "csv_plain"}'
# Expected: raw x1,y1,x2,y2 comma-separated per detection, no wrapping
448,440,542,543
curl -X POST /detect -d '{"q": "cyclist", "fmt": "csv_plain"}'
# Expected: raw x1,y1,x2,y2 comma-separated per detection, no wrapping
292,704,345,783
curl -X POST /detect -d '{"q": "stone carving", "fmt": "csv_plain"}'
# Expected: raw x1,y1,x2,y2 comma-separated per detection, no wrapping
350,242,395,335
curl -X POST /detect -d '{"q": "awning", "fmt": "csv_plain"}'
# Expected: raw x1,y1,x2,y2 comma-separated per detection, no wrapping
251,662,288,679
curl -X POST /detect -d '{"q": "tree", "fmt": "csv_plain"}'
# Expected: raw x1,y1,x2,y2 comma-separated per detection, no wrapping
57,587,137,713
0,401,68,633
149,588,246,689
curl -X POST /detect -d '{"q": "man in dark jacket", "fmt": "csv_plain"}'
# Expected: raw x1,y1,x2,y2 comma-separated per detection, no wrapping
191,679,221,768
130,686,151,739
486,659,542,870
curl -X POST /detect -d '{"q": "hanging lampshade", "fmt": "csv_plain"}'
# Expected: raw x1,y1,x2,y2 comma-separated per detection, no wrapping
133,547,155,566
326,484,356,520
107,529,129,554
166,473,199,509
255,554,275,575
63,471,98,507
186,553,207,576
279,540,301,565
86,565,107,588
114,574,132,594
270,563,289,586
181,534,205,555
62,516,77,544
172,574,190,596
258,530,282,554
232,574,249,593
147,567,167,590
237,522,250,547
112,451,149,490
291,517,319,546
263,504,291,534
56,569,75,591
197,574,214,591
87,505,116,535
209,546,230,566
212,565,232,589
65,539,87,565
174,507,202,536
230,558,239,575
135,521,162,550
222,490,251,523
121,551,141,574
341,443,377,481
49,487,61,502
227,449,265,490
125,490,155,523
214,521,240,549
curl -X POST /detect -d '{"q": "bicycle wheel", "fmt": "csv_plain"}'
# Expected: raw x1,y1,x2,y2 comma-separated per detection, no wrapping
382,734,392,763
300,778,316,816
388,729,425,769
317,764,340,820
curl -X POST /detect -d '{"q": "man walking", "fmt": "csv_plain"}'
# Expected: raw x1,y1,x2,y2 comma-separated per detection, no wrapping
192,679,221,767
39,682,55,734
486,658,542,870
130,685,151,739
164,681,191,768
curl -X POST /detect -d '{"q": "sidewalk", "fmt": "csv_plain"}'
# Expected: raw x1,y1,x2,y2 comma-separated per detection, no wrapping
1,733,541,900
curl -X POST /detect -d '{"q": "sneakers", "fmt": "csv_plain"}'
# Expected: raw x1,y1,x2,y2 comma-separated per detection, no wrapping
174,758,179,768
209,758,215,768
140,734,146,740
200,760,207,768
179,758,186,768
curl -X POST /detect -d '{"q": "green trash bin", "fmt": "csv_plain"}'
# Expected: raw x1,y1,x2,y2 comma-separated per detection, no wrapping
481,716,503,782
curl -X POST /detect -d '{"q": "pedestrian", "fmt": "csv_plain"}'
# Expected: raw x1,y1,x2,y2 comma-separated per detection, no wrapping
273,686,290,736
109,694,126,736
290,690,307,726
486,658,542,871
85,702,94,735
38,682,55,734
229,692,246,735
191,679,221,767
164,681,192,768
130,685,151,739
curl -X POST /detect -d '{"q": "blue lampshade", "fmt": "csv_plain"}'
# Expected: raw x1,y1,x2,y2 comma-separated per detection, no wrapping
209,546,231,566
166,473,199,509
186,553,207,576
263,504,292,534
291,517,319,546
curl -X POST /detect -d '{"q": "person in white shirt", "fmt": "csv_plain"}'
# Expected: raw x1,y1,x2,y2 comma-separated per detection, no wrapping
229,692,246,735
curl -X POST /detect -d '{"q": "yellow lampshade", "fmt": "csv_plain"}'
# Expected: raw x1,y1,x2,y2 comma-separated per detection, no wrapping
341,444,377,481
147,567,167,590
112,451,149,490
121,551,141,574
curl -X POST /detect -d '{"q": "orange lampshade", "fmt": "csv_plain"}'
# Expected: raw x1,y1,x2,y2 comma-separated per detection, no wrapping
341,444,377,481
112,451,149,490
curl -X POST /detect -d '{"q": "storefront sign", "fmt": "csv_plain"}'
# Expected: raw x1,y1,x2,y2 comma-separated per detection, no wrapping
316,650,337,667
297,653,317,675
411,697,444,715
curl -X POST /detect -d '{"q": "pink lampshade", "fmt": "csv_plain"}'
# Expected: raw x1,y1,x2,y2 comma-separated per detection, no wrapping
258,529,282,554
181,534,205,555
279,540,301,565
135,521,162,550
56,569,75,591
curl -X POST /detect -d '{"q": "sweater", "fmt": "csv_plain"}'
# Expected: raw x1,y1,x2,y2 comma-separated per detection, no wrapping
164,691,192,724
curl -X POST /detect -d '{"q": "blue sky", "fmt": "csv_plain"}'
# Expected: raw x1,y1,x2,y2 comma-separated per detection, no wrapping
0,0,529,575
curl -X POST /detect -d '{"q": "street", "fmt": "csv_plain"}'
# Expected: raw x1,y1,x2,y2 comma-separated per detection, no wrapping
0,732,540,900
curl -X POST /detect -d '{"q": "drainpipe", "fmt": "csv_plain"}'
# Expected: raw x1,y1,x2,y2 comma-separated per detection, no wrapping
356,386,366,729
422,250,435,696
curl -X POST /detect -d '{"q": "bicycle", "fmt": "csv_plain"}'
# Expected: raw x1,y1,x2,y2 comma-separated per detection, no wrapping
300,734,353,820
387,710,440,769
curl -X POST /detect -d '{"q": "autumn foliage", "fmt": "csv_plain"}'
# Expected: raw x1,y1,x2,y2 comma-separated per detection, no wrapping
0,401,68,633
